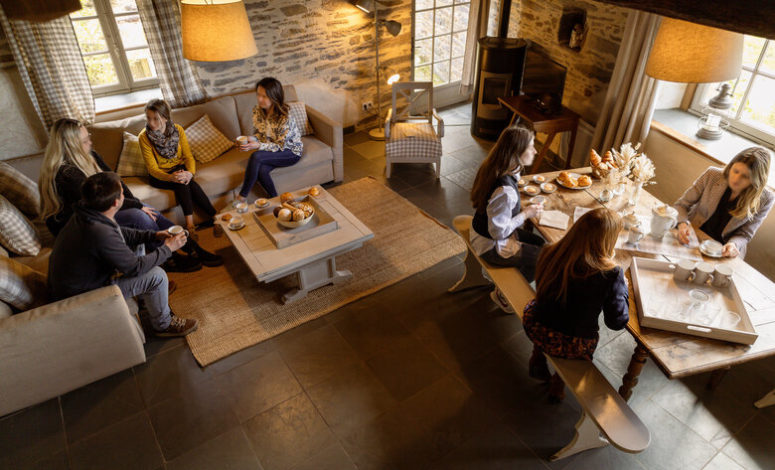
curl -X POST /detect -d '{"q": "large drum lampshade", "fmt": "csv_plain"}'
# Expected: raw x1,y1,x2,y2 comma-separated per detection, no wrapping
181,0,257,62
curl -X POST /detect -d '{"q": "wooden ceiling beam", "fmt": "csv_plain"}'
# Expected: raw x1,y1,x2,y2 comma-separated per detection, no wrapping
594,0,775,39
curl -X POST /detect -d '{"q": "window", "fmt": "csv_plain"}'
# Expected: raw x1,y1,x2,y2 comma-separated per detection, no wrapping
691,35,775,145
413,0,470,87
70,0,157,96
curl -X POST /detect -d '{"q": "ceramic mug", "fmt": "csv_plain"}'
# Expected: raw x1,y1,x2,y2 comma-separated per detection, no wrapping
712,264,733,288
671,259,697,283
693,262,715,285
627,225,646,244
167,225,189,237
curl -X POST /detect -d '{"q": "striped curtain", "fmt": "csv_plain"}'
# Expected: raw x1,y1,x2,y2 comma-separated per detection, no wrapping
137,0,207,108
0,7,94,128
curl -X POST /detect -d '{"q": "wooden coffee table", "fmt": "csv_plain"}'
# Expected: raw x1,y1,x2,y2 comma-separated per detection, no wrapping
217,186,373,303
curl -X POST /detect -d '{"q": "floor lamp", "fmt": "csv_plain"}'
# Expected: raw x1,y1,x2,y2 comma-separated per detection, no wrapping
355,0,402,140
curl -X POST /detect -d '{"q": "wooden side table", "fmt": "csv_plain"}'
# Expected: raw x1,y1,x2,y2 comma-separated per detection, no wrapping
498,95,580,171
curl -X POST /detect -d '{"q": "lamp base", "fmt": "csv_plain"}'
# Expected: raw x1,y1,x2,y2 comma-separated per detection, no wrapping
696,127,723,140
368,127,386,141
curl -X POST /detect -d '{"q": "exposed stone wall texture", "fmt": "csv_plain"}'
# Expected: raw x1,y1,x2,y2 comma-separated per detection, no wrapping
507,0,630,124
192,0,413,130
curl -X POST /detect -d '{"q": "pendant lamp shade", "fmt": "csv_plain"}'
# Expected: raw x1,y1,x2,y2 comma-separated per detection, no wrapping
645,18,744,83
181,0,257,62
0,0,81,21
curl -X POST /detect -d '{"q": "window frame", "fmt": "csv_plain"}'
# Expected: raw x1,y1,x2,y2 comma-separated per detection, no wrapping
411,0,470,87
689,37,775,147
70,0,158,97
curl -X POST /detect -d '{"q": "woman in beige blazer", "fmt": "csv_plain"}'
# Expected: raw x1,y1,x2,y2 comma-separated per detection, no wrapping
674,147,773,259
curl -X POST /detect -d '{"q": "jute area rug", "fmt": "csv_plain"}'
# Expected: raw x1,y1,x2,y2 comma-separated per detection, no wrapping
169,177,466,366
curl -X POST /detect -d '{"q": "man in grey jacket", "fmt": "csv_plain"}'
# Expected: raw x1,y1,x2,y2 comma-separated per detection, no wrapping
49,172,198,337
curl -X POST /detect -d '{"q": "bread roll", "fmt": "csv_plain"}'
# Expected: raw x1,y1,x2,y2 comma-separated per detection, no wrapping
292,209,305,221
280,192,295,203
278,208,292,221
308,187,320,196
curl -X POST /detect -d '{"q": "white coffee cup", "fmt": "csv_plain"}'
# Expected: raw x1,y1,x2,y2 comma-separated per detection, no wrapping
712,264,733,288
167,225,188,237
671,259,696,283
627,225,646,245
693,262,715,285
236,135,248,145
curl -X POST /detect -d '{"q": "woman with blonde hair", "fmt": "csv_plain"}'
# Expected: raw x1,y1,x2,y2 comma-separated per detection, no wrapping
234,77,303,200
469,125,545,312
674,147,773,258
139,98,216,234
522,208,629,400
39,118,219,271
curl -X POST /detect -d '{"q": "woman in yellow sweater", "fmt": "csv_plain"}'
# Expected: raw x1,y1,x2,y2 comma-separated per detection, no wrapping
139,99,216,233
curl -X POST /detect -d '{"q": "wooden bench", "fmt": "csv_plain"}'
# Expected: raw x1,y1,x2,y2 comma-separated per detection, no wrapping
449,215,651,460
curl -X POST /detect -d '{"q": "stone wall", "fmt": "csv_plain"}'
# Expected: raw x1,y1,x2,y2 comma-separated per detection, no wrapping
192,0,413,129
507,0,630,124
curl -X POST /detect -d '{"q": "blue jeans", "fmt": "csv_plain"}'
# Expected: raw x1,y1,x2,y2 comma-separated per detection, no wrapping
115,266,171,330
239,149,300,198
115,206,174,250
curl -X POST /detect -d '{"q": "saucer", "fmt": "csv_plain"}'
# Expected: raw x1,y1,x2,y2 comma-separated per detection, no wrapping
522,185,540,196
517,178,527,187
540,182,557,194
699,239,723,258
532,175,546,183
254,198,269,209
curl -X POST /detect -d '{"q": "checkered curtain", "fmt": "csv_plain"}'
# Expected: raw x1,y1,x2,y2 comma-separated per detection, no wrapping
0,7,94,128
137,0,207,108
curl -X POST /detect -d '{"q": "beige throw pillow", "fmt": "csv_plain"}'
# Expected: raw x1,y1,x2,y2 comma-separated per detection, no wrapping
0,256,47,311
0,195,41,257
185,114,234,163
0,162,40,218
116,132,148,177
288,101,314,136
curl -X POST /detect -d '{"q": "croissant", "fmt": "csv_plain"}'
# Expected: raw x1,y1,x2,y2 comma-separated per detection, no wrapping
589,149,602,166
577,175,592,186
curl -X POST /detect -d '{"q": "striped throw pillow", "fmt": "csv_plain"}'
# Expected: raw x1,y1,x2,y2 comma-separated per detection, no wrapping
185,114,234,163
288,101,314,136
116,132,148,177
0,256,47,311
0,195,41,257
0,162,40,218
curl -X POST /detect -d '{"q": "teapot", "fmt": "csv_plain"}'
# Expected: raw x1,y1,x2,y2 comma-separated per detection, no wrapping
650,203,678,239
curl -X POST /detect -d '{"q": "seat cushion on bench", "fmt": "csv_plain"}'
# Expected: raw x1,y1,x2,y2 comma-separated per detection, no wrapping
272,137,333,176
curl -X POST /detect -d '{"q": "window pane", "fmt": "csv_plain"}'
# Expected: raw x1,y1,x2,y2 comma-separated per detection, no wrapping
450,57,464,82
83,54,120,87
416,0,434,10
454,0,470,4
435,7,452,35
729,70,752,118
72,19,109,53
453,4,469,32
742,35,766,69
126,48,157,80
110,0,138,13
739,75,775,132
433,61,449,85
70,0,96,18
758,41,775,75
434,34,451,62
415,38,433,66
117,14,148,49
436,0,453,6
452,31,466,58
415,65,432,82
415,10,433,39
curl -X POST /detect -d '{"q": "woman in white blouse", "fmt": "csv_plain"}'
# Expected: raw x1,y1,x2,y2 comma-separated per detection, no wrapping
470,125,545,312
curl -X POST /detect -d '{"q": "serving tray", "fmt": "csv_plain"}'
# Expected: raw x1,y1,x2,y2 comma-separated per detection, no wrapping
254,195,338,249
630,257,758,345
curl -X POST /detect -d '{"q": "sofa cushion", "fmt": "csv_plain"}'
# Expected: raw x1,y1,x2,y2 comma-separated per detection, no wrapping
0,300,11,319
116,132,148,177
0,256,47,311
0,162,40,218
234,91,257,137
272,136,334,177
288,102,314,136
185,114,235,163
0,195,41,256
202,95,240,140
90,115,147,170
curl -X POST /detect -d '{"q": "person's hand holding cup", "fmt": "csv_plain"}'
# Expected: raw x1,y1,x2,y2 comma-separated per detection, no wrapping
164,225,188,251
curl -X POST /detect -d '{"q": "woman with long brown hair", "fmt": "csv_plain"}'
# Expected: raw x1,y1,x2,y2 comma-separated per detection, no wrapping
522,208,629,400
469,125,545,312
234,77,303,199
674,147,773,258
139,98,217,235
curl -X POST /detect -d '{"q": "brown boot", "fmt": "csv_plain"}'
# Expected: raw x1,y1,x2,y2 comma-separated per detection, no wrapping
528,346,551,382
548,373,565,403
154,313,199,338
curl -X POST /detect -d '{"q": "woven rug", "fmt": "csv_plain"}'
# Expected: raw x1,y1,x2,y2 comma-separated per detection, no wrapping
169,177,466,366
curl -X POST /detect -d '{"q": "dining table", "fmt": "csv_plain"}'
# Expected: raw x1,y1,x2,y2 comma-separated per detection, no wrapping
524,167,775,401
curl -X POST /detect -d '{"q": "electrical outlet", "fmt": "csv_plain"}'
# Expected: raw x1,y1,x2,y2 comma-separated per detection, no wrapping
362,101,373,112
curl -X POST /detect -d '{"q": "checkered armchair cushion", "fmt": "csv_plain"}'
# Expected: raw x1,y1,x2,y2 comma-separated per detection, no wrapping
384,82,443,179
185,114,235,163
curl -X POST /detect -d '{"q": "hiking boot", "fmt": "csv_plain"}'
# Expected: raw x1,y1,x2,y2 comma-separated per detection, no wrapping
163,253,202,273
154,313,199,338
490,288,514,313
193,247,223,267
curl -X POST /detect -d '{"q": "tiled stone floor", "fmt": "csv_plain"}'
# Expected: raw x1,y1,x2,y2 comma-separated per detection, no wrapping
3,104,775,469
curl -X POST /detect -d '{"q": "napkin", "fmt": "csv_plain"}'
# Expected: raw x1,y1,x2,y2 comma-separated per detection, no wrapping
540,210,570,230
573,206,593,223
